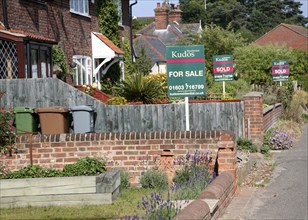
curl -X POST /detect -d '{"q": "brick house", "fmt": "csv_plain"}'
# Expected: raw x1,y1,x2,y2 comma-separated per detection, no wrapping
134,2,202,74
255,23,308,51
0,0,131,87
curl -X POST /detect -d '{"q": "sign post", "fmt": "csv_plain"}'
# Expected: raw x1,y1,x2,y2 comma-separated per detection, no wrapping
272,60,289,85
166,45,206,131
213,55,234,98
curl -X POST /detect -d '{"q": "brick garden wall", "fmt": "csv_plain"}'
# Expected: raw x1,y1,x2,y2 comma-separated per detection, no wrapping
1,130,237,186
263,103,283,131
243,92,284,148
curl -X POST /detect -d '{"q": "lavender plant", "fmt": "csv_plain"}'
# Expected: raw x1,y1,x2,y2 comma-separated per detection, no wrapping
172,150,212,200
124,191,185,220
269,129,294,150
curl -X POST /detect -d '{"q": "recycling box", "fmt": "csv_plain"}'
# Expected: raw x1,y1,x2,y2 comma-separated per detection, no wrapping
35,106,70,134
70,105,95,133
14,107,38,134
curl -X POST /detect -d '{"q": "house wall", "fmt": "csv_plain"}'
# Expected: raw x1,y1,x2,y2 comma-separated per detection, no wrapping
151,62,166,74
255,25,308,51
1,0,100,64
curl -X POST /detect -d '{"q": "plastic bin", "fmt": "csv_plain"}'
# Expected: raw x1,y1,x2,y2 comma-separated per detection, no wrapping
35,106,70,134
14,107,38,134
70,105,95,133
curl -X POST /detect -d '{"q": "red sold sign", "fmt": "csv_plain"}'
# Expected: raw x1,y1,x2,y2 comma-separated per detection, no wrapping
213,66,234,74
272,69,289,74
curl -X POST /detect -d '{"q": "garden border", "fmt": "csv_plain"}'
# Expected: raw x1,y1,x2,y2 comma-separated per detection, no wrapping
0,170,120,208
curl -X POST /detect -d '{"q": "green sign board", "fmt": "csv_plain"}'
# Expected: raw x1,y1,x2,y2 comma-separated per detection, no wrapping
213,55,234,81
272,60,289,82
166,45,206,98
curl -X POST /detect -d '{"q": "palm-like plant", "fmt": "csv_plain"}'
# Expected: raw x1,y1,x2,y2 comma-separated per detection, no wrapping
120,72,165,104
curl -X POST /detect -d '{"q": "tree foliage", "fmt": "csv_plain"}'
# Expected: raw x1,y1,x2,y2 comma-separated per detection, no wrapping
97,0,120,47
184,24,247,73
179,0,207,24
97,0,121,82
180,0,307,40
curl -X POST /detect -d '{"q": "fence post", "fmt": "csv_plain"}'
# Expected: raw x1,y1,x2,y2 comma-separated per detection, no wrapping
243,92,264,149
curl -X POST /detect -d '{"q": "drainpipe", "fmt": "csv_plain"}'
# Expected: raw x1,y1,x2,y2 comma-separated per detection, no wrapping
2,0,10,29
129,0,137,63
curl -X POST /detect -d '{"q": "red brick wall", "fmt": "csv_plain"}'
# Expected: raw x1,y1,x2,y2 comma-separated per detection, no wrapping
2,0,99,64
1,130,236,186
244,92,284,147
243,92,264,147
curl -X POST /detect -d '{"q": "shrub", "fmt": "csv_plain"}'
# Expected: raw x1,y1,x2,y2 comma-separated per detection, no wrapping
260,144,270,155
0,161,11,178
62,157,106,176
108,96,127,105
3,157,107,179
284,90,308,122
237,138,258,153
119,72,165,104
140,169,168,190
120,169,130,190
0,109,17,156
269,129,294,150
6,165,62,179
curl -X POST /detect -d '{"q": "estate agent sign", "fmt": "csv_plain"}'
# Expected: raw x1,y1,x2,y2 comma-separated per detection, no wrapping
213,55,234,82
272,60,289,82
166,45,206,98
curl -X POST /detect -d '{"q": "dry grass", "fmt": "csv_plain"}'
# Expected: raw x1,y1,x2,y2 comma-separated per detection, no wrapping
273,120,303,140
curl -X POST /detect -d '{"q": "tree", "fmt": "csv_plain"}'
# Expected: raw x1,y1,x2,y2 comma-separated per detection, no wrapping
205,0,248,31
134,47,152,75
182,0,307,41
179,0,206,24
97,0,121,81
184,25,247,72
97,0,120,47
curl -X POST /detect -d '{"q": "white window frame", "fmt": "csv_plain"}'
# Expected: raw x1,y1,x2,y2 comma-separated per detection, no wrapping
70,0,90,17
73,55,92,85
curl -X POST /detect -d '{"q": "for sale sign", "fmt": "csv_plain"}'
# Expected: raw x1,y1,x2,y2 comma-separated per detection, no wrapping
166,45,206,98
213,55,234,81
272,60,289,82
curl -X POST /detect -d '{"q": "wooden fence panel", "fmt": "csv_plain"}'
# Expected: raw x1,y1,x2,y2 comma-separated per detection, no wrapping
0,79,244,137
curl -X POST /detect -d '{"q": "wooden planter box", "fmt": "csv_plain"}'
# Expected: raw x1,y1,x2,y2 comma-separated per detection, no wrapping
0,170,120,208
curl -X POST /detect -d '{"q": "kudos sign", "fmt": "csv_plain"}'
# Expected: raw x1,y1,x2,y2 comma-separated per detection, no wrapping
272,60,289,82
213,55,234,81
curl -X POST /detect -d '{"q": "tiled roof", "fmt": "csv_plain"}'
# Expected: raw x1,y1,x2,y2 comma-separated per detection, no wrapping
0,23,56,43
93,32,124,55
282,23,308,38
134,34,166,66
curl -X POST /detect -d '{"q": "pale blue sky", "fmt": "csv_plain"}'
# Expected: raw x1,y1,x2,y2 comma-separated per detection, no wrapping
132,0,308,18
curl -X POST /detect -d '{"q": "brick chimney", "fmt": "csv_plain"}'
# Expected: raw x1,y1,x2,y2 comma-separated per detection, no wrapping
169,4,182,24
154,2,169,30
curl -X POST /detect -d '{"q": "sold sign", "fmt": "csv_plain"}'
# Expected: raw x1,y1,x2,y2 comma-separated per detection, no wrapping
213,55,234,81
272,60,289,82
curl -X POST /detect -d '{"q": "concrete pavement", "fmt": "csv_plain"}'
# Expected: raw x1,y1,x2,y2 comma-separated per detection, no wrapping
219,124,308,220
